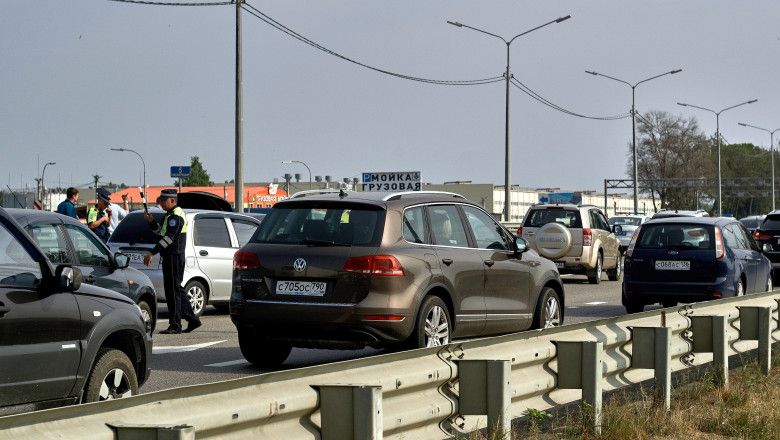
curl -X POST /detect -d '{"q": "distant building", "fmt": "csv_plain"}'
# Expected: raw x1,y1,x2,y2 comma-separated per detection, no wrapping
109,185,288,210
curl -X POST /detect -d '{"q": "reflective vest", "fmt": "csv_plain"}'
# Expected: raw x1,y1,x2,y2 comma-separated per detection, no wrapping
160,206,188,235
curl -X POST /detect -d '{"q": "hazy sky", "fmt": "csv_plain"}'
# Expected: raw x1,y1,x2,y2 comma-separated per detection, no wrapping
2,0,779,192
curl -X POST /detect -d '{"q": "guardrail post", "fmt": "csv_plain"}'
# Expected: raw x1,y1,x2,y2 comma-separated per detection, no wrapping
738,306,772,375
691,315,728,387
108,424,195,440
629,326,672,410
456,359,511,437
554,341,603,435
314,384,382,440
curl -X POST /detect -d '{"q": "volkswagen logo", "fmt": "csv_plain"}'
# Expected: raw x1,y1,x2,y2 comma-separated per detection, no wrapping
293,258,307,272
668,250,679,255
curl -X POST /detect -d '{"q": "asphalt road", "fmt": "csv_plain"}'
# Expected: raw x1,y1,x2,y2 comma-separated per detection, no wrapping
142,275,657,393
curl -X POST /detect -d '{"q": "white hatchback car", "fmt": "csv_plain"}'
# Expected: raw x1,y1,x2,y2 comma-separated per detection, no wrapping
108,209,262,316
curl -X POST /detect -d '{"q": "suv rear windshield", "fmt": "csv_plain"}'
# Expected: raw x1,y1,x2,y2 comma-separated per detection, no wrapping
524,208,582,228
608,216,642,226
108,212,164,245
761,215,780,230
252,203,385,247
636,223,714,250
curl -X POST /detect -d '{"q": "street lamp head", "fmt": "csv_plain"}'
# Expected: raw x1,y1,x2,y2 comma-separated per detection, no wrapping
748,99,758,104
110,148,125,152
446,20,463,27
738,122,747,127
676,102,688,107
585,70,598,76
670,69,682,74
555,15,572,23
281,160,293,164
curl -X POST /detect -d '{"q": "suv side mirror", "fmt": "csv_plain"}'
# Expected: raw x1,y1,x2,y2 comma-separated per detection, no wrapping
515,237,529,254
613,225,623,235
114,253,130,269
55,265,82,292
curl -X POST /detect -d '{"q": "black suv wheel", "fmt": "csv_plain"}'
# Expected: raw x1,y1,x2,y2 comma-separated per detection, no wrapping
238,327,292,367
83,348,139,402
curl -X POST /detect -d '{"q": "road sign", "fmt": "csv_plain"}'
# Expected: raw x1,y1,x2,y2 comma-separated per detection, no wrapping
362,171,420,192
170,166,191,178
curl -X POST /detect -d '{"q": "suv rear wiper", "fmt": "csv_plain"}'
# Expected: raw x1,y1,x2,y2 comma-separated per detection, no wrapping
302,239,351,247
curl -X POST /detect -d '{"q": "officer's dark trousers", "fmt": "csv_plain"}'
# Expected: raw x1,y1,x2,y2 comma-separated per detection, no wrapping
162,253,196,329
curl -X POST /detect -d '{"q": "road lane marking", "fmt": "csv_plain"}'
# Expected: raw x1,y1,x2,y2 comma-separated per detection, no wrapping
204,359,249,368
153,340,226,355
584,301,607,306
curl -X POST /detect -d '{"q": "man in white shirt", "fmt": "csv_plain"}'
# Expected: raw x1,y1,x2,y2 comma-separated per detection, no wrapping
106,192,129,235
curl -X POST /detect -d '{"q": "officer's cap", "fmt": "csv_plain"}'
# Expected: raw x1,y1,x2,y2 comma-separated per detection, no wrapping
157,189,178,202
96,188,111,204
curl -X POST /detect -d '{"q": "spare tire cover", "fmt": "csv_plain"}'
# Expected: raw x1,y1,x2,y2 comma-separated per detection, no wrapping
536,222,572,259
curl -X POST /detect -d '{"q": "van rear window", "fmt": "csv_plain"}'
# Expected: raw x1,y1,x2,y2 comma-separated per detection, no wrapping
108,212,164,245
252,204,385,247
636,224,714,250
524,208,582,228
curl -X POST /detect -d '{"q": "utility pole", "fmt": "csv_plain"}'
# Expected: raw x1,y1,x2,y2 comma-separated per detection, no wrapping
234,0,244,213
93,174,102,205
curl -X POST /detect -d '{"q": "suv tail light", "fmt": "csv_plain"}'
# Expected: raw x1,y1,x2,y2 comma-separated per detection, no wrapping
234,251,260,270
517,227,523,237
582,228,593,246
344,255,405,276
714,227,725,259
754,230,772,241
625,227,641,257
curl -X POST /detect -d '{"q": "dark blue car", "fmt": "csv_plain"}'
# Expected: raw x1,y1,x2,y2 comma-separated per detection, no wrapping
623,217,772,313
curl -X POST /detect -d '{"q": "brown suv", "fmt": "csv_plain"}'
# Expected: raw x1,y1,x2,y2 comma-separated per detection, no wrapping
230,191,565,366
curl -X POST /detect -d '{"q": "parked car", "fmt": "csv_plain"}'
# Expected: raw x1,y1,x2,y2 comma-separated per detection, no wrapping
0,206,151,412
751,210,780,277
518,204,621,284
740,215,766,235
6,208,158,332
108,209,262,316
230,191,565,367
608,214,650,253
651,209,709,219
622,217,772,313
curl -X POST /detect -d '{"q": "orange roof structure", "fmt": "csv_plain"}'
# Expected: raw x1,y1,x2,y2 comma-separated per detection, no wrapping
110,185,288,209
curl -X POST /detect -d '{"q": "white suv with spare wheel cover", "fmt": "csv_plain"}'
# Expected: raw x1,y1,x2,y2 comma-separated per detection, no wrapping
518,204,621,284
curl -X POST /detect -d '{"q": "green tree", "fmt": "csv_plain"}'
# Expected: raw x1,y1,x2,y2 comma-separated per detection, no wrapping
176,156,212,187
718,142,774,217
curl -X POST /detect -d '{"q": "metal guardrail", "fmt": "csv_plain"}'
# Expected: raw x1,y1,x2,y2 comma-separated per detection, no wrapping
1,290,778,439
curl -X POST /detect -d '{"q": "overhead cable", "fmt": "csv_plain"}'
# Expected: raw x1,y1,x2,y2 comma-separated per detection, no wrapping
108,0,234,5
511,78,630,121
241,2,504,86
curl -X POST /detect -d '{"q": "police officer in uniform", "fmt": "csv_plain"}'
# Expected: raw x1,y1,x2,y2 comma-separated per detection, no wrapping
87,188,111,242
143,189,201,334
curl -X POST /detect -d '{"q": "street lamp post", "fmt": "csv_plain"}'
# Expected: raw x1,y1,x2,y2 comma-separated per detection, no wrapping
677,100,758,216
40,162,55,209
447,15,571,222
110,147,147,201
738,122,780,211
585,69,682,214
282,160,312,189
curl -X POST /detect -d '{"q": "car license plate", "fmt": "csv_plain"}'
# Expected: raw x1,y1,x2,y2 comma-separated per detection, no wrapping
276,281,327,296
125,252,146,264
556,262,565,269
655,260,690,271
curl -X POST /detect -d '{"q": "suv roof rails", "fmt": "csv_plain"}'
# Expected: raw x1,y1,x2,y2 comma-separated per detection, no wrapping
382,191,466,202
289,189,347,199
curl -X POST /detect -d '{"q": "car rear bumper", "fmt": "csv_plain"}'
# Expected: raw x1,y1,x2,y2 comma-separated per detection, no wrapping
230,299,413,348
623,276,731,304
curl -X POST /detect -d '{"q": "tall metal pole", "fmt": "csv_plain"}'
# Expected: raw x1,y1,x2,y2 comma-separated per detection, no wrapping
234,0,244,213
503,43,511,222
716,114,722,216
631,87,638,214
772,132,776,210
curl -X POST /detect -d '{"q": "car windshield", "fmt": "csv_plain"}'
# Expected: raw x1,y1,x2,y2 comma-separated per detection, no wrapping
524,208,582,228
608,216,642,226
252,204,385,247
761,215,780,230
108,212,165,244
636,223,714,250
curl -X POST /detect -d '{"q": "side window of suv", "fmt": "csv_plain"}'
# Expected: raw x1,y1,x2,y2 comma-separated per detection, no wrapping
462,206,510,250
64,225,111,267
403,206,427,244
0,222,42,288
589,210,609,231
27,223,70,264
195,217,232,248
428,205,470,248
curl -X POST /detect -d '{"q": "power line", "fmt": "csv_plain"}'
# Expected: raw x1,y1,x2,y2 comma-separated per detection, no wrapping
510,78,630,121
241,2,504,86
109,0,234,6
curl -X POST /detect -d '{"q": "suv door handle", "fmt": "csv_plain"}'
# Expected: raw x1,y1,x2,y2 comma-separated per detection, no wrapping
85,275,96,284
484,260,495,267
526,232,536,236
441,258,453,266
199,250,209,256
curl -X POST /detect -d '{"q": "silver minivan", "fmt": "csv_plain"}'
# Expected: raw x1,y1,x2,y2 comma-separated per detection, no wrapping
108,209,262,316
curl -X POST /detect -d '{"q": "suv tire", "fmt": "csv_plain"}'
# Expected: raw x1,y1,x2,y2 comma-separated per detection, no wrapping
238,327,292,367
185,280,208,317
587,252,603,284
532,287,562,329
412,296,451,348
83,348,139,402
606,254,622,281
138,300,155,333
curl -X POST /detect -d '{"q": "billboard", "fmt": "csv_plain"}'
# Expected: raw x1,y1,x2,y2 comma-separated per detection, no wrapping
362,171,421,192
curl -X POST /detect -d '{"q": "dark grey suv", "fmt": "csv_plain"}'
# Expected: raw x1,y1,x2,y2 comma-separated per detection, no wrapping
230,191,565,367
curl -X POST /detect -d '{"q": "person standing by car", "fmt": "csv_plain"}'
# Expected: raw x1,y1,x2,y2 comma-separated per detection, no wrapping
56,187,79,219
87,188,111,242
106,193,129,236
143,189,200,334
